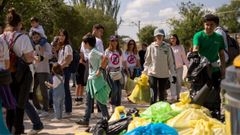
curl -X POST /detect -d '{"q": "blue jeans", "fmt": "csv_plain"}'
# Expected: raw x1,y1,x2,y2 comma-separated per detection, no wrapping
53,96,64,119
63,67,72,113
110,80,122,106
84,92,109,121
53,83,65,119
25,101,43,130
0,99,10,135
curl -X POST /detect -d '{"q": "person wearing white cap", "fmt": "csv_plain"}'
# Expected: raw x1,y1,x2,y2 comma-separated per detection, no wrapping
143,28,177,104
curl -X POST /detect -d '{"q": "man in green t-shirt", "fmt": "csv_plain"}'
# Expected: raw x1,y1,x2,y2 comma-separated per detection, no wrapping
192,14,226,120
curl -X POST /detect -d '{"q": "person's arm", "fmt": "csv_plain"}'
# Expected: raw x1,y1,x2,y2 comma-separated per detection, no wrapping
61,45,73,68
168,47,176,77
21,35,35,63
96,55,108,77
181,45,190,68
219,49,226,79
143,46,151,74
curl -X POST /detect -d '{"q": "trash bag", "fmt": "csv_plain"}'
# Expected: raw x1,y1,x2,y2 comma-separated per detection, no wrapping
171,91,210,115
127,117,151,132
166,108,226,135
128,74,150,104
107,117,132,135
109,106,127,122
140,102,179,123
124,77,136,95
125,123,178,135
92,117,108,135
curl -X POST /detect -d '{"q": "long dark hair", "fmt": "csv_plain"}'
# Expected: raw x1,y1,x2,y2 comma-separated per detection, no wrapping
5,8,21,31
170,34,180,45
126,39,137,54
107,36,122,56
58,28,70,46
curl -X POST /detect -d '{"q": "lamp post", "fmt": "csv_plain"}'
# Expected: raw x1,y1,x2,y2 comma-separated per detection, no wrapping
131,20,141,33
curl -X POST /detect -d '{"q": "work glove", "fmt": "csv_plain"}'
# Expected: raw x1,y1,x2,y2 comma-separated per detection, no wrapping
172,76,177,84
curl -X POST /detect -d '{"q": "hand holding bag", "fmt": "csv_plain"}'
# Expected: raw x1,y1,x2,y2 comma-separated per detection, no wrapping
109,71,122,81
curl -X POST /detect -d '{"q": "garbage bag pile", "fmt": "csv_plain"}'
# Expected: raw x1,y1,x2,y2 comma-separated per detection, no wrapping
76,92,226,135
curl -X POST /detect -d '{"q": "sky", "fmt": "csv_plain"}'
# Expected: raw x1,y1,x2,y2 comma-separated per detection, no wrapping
117,0,230,41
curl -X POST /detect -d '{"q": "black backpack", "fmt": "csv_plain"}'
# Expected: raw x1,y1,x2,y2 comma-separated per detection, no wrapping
69,49,80,73
226,34,240,64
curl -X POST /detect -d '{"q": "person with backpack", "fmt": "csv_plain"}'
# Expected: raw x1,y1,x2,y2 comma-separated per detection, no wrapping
1,8,35,134
57,28,73,115
192,14,226,120
0,35,15,135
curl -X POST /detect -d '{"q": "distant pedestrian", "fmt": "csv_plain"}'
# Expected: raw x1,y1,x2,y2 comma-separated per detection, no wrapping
76,33,110,126
45,63,65,121
139,42,148,70
169,34,189,101
57,29,73,114
123,39,140,79
143,28,176,104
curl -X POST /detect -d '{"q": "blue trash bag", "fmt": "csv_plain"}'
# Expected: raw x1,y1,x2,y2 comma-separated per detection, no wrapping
125,123,178,135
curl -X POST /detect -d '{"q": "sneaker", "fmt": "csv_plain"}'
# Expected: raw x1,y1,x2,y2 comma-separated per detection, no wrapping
27,128,43,135
63,112,71,118
51,118,60,122
74,100,84,106
75,118,89,126
39,111,49,117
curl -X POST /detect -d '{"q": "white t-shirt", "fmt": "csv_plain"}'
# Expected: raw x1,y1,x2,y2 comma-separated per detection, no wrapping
105,49,122,68
123,51,139,68
53,75,63,88
58,44,73,67
96,37,104,53
80,42,89,61
0,37,9,69
0,32,33,59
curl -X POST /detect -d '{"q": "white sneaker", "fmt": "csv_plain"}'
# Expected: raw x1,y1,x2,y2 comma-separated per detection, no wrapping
63,112,71,118
27,129,43,135
51,118,60,122
39,111,49,117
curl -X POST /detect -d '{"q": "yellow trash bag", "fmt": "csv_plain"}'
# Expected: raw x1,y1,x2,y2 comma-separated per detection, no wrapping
36,86,43,102
127,117,151,132
128,74,150,104
124,77,136,95
109,106,126,122
166,108,226,135
171,91,210,115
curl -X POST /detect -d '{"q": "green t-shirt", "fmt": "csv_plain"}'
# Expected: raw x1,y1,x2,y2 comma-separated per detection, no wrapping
193,30,225,72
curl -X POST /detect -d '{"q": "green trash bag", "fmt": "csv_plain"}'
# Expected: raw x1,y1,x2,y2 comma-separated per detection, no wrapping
140,102,179,123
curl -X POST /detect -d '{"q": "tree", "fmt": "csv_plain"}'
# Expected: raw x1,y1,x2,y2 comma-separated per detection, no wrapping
69,0,120,21
216,0,240,33
137,25,157,45
168,1,210,48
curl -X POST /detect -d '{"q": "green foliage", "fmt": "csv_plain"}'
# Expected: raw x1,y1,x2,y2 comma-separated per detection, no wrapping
168,1,210,48
0,0,117,49
216,0,240,33
137,25,157,45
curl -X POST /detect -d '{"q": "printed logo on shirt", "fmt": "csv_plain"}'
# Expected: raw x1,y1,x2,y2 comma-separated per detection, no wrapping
127,54,136,64
110,53,120,65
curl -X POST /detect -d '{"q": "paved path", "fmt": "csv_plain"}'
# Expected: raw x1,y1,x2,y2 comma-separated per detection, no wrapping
24,66,189,134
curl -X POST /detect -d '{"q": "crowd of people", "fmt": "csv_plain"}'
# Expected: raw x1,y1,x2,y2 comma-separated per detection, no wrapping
0,7,234,135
